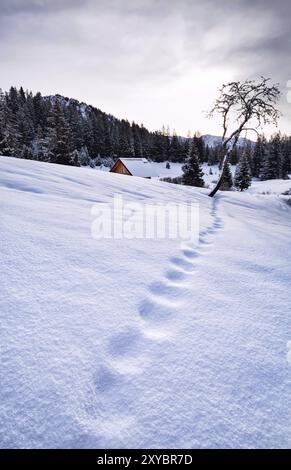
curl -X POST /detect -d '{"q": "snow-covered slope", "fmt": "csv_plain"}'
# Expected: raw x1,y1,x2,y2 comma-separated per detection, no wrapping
1,156,291,449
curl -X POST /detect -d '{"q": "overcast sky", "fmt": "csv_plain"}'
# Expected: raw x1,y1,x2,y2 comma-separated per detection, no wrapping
1,0,291,136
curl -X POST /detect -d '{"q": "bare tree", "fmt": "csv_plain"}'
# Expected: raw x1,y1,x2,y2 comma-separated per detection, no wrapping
208,77,281,197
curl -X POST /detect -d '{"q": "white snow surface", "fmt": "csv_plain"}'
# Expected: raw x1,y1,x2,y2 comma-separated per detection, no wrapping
1,156,291,449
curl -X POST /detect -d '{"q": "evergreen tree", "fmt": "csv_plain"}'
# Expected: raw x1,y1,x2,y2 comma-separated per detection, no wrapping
21,144,34,160
0,106,19,156
260,133,282,180
32,125,48,161
220,162,233,190
193,133,205,162
282,136,291,177
234,152,252,191
183,138,190,159
151,131,166,162
229,146,239,165
132,123,143,158
46,103,79,166
78,146,90,166
252,136,265,178
169,131,182,162
182,143,204,187
244,142,253,168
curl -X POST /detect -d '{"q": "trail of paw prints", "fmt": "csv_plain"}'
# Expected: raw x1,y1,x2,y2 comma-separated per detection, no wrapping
83,197,225,437
137,196,224,339
94,201,223,386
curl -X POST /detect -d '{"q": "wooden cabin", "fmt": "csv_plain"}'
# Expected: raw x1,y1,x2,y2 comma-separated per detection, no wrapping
110,158,158,179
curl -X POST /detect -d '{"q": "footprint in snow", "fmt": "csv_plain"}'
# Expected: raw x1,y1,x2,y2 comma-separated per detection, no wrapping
198,236,213,246
165,269,187,282
169,256,196,272
94,365,118,393
149,281,186,298
106,329,147,374
107,329,141,358
182,248,199,259
138,299,176,322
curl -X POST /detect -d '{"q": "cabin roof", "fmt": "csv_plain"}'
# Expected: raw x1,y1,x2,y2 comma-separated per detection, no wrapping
118,158,158,177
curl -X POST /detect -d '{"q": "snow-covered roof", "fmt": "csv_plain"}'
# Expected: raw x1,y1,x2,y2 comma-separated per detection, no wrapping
119,158,158,177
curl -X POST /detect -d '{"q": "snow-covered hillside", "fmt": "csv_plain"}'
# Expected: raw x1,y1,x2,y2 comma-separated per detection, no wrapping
1,156,291,449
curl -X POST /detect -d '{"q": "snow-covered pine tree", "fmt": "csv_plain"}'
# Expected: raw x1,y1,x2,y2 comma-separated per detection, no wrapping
192,133,206,163
220,162,233,190
244,141,253,167
182,142,204,187
169,131,182,163
183,137,190,160
282,136,291,177
280,136,290,179
78,146,90,166
260,133,282,180
252,136,266,178
21,144,34,160
229,146,240,165
151,130,166,162
234,152,252,191
69,149,81,167
0,106,20,156
103,117,114,158
46,102,79,166
132,122,143,158
32,125,49,161
0,89,6,153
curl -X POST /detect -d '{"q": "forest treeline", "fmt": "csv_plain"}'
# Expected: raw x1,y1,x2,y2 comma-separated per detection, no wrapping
0,87,290,181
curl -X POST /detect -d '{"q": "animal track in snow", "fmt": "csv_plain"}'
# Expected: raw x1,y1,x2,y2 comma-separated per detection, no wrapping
149,281,186,298
138,197,224,334
138,299,177,322
96,196,224,404
182,248,199,259
94,365,119,393
169,256,196,272
165,269,187,282
107,329,141,358
105,328,149,375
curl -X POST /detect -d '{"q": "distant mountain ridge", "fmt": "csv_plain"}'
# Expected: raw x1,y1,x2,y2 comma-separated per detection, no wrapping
47,94,254,147
202,134,254,149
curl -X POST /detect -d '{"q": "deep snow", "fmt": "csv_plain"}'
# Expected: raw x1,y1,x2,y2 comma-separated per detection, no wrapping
0,156,291,449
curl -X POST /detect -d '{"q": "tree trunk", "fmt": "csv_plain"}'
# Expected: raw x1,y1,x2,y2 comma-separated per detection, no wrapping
208,151,228,197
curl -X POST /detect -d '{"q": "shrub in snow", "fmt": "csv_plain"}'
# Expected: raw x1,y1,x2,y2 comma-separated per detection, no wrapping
161,176,183,185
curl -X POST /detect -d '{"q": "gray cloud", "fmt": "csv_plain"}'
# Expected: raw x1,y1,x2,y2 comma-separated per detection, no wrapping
0,0,290,135
0,0,85,15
